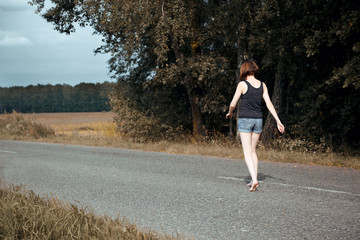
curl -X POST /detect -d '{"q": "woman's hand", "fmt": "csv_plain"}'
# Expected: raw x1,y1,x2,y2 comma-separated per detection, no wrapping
226,112,233,119
277,121,285,134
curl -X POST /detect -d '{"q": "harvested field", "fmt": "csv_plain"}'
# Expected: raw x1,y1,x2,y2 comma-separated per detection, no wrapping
0,112,117,137
23,112,116,125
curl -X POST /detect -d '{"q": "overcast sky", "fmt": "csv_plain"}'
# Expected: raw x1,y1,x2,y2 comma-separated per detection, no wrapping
0,0,112,88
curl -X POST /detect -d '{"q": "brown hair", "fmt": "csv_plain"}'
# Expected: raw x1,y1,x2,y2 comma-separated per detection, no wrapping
240,60,259,80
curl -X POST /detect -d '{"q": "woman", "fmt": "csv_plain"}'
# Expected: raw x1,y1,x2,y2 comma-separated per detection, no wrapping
226,60,285,192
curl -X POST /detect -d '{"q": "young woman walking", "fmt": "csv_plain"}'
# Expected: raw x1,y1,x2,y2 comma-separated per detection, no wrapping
226,60,285,192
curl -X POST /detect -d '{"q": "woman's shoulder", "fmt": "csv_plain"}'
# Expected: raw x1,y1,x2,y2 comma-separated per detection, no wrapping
255,79,266,86
239,80,247,85
261,81,268,92
237,80,247,87
241,80,250,89
238,81,248,94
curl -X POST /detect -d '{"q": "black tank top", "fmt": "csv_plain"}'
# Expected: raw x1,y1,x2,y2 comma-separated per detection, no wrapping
238,80,263,119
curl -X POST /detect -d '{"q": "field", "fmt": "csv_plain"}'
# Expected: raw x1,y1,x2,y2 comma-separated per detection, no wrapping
24,112,117,137
27,112,116,125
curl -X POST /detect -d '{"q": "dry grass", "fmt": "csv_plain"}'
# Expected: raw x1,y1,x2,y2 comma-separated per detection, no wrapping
27,112,117,138
256,148,359,168
0,112,359,169
0,184,181,240
25,112,116,125
0,112,55,139
0,112,117,139
52,122,119,138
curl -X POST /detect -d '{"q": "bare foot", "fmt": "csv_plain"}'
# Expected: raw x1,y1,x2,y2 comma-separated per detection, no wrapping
249,182,259,192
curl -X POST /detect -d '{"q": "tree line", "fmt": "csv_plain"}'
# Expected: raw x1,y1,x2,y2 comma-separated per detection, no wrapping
0,82,114,113
30,0,360,151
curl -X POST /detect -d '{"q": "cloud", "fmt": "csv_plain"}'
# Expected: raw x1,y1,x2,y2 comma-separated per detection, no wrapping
0,32,32,46
0,0,31,11
0,1,110,87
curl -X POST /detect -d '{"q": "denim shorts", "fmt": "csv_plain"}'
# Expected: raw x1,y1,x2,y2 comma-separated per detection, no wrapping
238,118,263,133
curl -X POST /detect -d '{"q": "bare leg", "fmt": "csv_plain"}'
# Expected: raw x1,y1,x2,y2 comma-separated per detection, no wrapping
240,132,258,184
251,133,261,177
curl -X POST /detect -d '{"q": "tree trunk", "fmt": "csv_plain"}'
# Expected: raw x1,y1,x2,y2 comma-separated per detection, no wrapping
262,60,285,145
171,35,206,139
187,88,206,139
186,0,207,139
172,40,206,139
234,24,249,141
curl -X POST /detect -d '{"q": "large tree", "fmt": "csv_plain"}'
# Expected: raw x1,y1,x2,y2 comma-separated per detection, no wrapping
294,0,360,149
30,0,360,150
31,0,229,139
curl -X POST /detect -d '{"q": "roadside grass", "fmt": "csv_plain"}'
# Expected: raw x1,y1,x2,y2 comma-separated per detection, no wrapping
51,122,119,138
0,184,180,240
26,112,118,138
0,111,55,139
0,112,359,169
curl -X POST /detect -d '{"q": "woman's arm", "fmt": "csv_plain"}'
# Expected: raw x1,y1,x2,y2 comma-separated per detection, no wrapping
226,82,244,119
262,83,285,133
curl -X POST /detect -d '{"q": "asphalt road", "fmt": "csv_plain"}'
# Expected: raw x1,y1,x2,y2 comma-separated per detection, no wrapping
1,140,359,240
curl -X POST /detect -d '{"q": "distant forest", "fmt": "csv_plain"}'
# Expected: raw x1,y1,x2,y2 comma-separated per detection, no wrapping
0,82,115,113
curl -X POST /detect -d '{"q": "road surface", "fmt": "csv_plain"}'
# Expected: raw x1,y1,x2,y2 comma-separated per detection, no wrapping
1,140,359,239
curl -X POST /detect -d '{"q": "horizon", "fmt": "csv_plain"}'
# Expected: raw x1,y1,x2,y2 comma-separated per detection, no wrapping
0,80,116,89
0,0,112,88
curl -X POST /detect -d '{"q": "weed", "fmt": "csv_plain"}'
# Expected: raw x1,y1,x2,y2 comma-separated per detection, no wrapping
0,184,181,240
0,111,54,139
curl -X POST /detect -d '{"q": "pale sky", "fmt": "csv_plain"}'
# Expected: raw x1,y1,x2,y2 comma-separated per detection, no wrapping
0,0,112,88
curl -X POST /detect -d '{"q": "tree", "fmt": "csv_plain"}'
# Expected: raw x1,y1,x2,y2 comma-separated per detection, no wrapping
295,0,360,150
248,0,308,143
207,0,259,138
30,0,230,139
0,83,112,113
29,0,360,151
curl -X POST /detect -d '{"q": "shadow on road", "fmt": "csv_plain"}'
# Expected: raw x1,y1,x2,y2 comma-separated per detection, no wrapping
237,173,285,184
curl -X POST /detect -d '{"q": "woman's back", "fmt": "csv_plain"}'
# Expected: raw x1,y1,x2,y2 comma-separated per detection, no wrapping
239,79,263,119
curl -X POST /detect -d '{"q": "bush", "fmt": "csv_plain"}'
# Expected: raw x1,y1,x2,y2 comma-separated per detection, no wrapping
0,111,55,139
109,91,178,143
261,137,331,153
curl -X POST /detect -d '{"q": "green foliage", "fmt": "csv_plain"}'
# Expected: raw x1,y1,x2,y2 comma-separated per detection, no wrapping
29,0,360,152
109,80,190,142
285,0,360,150
109,87,169,143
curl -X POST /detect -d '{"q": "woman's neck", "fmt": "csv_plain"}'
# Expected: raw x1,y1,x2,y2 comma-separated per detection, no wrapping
246,75,256,81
